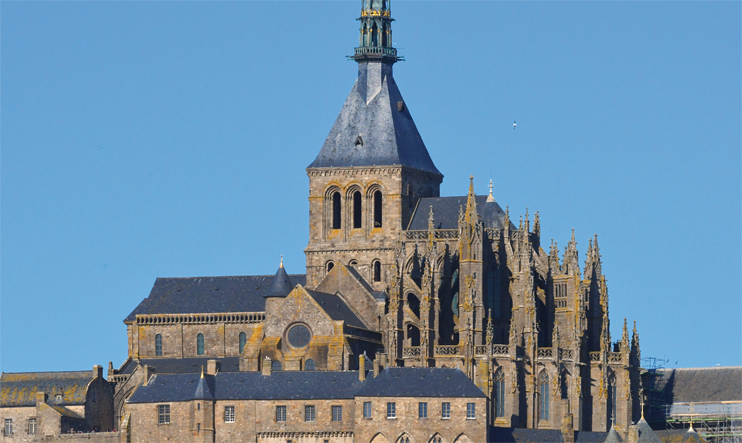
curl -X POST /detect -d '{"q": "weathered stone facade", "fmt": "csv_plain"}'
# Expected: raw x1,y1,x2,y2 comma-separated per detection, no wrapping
110,0,645,440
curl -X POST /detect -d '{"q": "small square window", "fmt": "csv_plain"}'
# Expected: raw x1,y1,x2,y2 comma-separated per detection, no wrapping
332,405,342,422
387,402,396,419
305,405,315,422
224,406,235,423
363,401,372,419
418,402,428,418
467,402,476,419
158,405,170,424
441,402,451,419
276,406,287,422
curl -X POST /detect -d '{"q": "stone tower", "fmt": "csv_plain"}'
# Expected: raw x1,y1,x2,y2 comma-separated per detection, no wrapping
305,0,443,289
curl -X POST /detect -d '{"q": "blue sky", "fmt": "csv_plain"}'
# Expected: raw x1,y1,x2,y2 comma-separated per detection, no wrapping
1,1,740,373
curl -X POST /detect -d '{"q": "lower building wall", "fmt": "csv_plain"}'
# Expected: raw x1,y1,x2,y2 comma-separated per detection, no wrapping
127,396,486,443
353,397,487,443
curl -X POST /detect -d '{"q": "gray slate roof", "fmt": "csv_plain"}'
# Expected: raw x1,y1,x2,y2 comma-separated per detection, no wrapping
0,371,94,407
407,196,515,231
119,357,242,375
346,266,386,301
356,368,486,398
488,428,608,443
659,366,742,403
125,274,306,322
308,63,440,175
635,419,664,443
306,290,367,329
128,368,483,404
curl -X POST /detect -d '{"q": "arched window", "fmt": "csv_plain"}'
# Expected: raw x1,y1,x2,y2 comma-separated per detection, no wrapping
349,259,358,268
371,22,378,46
406,324,420,347
539,371,549,421
239,332,247,354
155,334,162,357
327,261,334,273
305,359,315,371
494,368,505,418
353,191,362,229
272,360,282,372
373,190,383,227
381,23,387,46
373,261,381,282
397,435,410,443
608,374,617,427
431,436,443,443
332,191,342,229
197,333,205,356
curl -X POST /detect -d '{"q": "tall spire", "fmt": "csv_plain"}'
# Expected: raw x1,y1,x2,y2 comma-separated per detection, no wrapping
354,0,399,64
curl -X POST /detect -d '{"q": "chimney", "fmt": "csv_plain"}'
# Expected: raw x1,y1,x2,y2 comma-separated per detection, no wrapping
35,391,48,406
379,353,388,370
373,356,380,378
359,354,366,381
142,365,156,386
93,365,103,380
206,360,221,376
262,357,272,376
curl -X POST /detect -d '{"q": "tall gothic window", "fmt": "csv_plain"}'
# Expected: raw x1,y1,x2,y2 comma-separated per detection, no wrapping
197,333,204,356
155,334,162,356
373,190,383,227
608,374,617,427
539,371,550,421
353,191,362,229
494,368,505,418
373,260,381,282
332,192,341,229
239,332,247,354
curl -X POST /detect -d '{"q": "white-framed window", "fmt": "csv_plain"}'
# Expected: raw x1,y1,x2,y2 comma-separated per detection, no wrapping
387,402,396,419
418,402,427,418
305,405,315,422
158,405,170,424
331,405,342,421
466,402,476,419
363,401,372,418
224,406,235,423
276,406,287,422
28,418,36,434
441,402,451,419
4,418,12,435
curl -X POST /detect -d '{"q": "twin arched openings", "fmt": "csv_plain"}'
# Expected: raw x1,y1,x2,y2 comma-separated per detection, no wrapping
328,187,382,232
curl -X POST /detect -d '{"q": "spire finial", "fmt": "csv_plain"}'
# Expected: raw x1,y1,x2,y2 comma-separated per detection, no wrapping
487,179,496,203
354,0,399,63
200,365,204,378
280,255,283,268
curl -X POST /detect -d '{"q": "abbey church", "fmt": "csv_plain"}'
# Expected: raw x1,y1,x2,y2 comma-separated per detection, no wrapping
2,2,669,443
120,0,641,434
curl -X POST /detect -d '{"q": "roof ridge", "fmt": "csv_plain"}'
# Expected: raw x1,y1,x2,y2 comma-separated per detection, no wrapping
661,366,742,370
1,370,92,377
156,274,306,280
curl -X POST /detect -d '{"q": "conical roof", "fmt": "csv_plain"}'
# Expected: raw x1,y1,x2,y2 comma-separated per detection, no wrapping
264,261,293,298
635,418,663,443
193,372,214,400
604,424,623,443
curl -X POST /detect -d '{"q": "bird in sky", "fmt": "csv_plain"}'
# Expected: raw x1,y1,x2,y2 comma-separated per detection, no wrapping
513,121,517,129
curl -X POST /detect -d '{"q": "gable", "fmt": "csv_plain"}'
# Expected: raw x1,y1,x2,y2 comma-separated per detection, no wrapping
314,263,379,330
263,286,337,338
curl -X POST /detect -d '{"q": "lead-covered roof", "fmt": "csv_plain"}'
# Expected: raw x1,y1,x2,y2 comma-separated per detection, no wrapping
125,274,306,322
659,366,742,403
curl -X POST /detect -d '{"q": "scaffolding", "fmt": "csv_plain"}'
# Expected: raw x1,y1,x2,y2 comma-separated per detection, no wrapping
665,402,742,443
642,356,667,427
